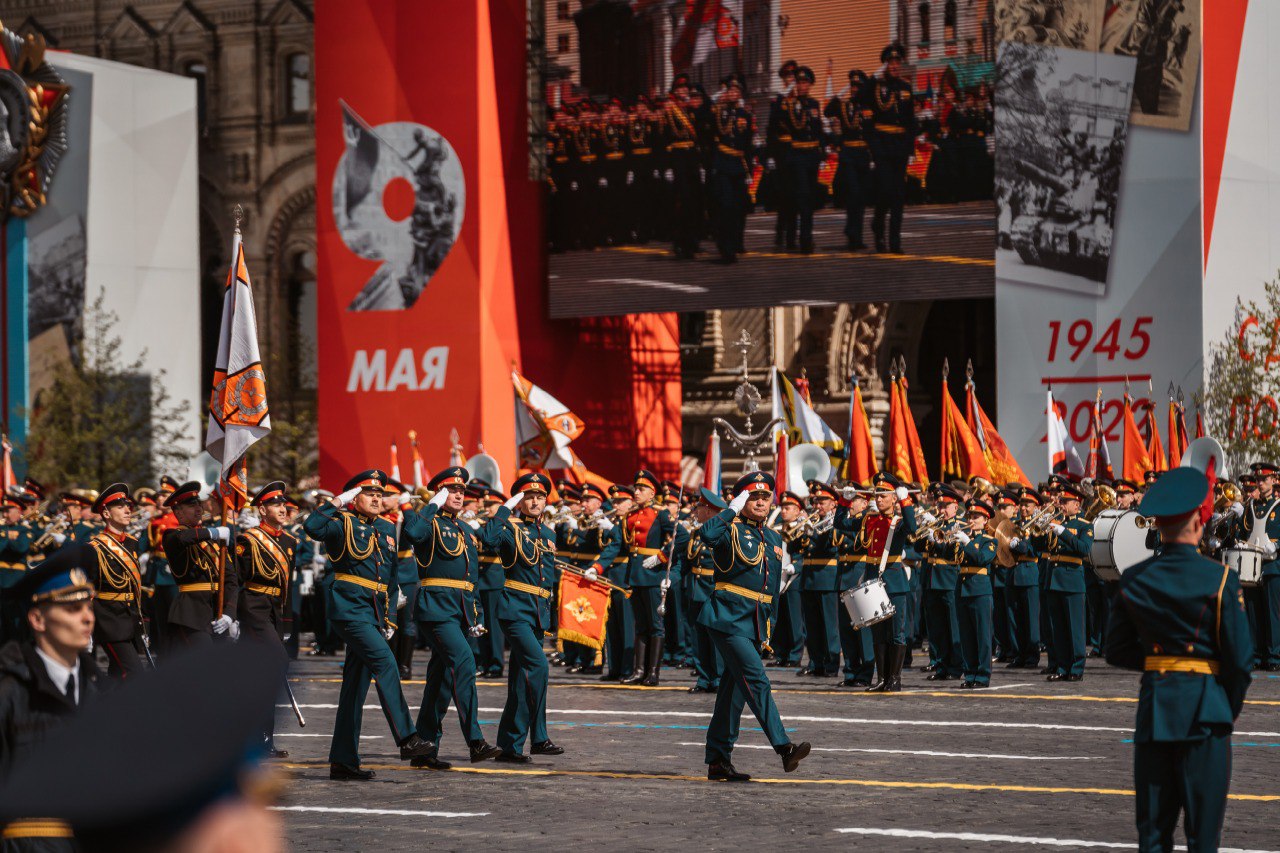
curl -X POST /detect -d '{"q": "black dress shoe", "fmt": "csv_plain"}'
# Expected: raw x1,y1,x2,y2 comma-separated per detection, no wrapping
486,669,504,678
970,682,989,689
531,740,565,756
398,666,411,680
599,673,622,682
1264,663,1280,672
269,747,290,759
920,663,937,673
708,761,750,782
495,751,531,764
1046,673,1066,681
399,734,437,759
329,763,375,781
958,681,974,689
841,679,872,688
582,666,603,675
777,741,811,773
1064,674,1083,682
795,668,814,677
1039,667,1056,675
1004,661,1022,668
565,664,582,674
469,741,503,762
688,685,715,693
926,672,954,681
410,754,453,770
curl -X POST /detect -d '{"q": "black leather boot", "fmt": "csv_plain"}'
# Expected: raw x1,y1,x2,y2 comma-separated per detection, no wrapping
776,741,812,773
866,644,888,692
398,733,436,759
620,637,648,684
887,645,905,692
708,761,751,782
643,637,664,686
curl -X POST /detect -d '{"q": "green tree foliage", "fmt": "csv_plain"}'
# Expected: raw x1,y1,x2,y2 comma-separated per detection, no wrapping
1205,279,1280,472
27,292,190,488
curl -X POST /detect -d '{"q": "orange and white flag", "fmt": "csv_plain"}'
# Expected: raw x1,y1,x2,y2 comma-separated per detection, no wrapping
205,225,270,509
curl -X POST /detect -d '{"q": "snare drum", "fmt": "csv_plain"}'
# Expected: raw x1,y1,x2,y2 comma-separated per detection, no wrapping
1091,509,1155,582
840,578,896,631
1223,546,1264,587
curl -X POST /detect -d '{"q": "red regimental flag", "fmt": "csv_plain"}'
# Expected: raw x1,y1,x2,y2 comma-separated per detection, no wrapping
1122,394,1154,482
558,571,613,650
941,380,991,481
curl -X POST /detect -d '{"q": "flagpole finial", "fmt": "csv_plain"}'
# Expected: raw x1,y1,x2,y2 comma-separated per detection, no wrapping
1096,387,1103,403
1147,377,1154,396
407,428,417,442
942,357,950,380
965,358,974,382
1167,381,1175,400
233,204,244,233
1177,386,1184,405
1124,375,1131,396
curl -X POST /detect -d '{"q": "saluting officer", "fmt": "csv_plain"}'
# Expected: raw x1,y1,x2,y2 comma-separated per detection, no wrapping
837,473,919,690
867,42,917,254
161,482,237,650
480,472,564,763
0,493,32,644
798,481,844,677
1034,482,1094,682
399,468,503,769
598,470,675,686
234,481,296,757
304,469,435,780
1106,467,1253,852
84,484,147,679
701,472,811,782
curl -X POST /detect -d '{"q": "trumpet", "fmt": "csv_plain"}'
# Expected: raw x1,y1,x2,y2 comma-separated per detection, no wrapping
31,516,71,551
908,514,952,543
1016,504,1062,537
1214,482,1242,513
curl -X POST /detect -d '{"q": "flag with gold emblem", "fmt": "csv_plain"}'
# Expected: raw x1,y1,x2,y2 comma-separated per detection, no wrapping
557,570,613,650
513,368,584,470
941,379,991,481
205,222,270,510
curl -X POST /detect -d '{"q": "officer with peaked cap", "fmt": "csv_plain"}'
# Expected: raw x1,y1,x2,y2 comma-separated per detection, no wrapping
701,472,810,781
1235,461,1280,670
0,492,31,645
1033,481,1094,681
83,484,150,679
868,42,916,254
303,469,435,779
479,472,564,762
1106,467,1252,852
401,467,503,768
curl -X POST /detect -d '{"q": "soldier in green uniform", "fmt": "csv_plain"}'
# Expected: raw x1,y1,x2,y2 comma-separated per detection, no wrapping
378,480,417,679
84,484,149,679
475,487,507,677
1006,488,1045,669
1033,482,1094,681
919,484,965,680
1106,467,1253,852
701,472,811,782
798,481,844,677
834,484,875,686
303,469,435,780
399,467,503,769
233,481,296,757
776,66,823,254
0,494,31,644
479,472,564,762
681,489,726,693
161,482,237,650
64,492,102,545
950,499,999,689
836,473,920,690
591,484,632,681
867,42,916,254
768,491,807,668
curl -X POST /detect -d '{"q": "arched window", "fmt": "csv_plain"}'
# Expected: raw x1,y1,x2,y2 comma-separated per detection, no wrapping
284,52,311,119
184,61,208,131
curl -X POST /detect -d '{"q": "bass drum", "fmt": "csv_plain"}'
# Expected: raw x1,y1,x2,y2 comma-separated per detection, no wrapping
1223,546,1264,587
1091,509,1154,581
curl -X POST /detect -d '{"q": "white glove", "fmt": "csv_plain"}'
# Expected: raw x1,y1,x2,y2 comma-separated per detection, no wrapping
468,624,486,637
504,491,526,511
1008,536,1022,549
729,490,750,514
139,553,150,571
562,516,579,530
229,620,241,642
597,517,615,532
466,518,481,530
660,578,671,591
591,509,604,519
429,489,449,508
952,531,971,545
399,491,412,507
1263,538,1278,558
210,526,232,543
197,485,214,501
1050,523,1066,536
642,554,661,569
211,614,234,635
664,168,675,182
1230,502,1245,519
766,157,777,170
333,486,362,507
895,486,910,501
584,567,599,581
782,559,796,577
626,171,635,185
841,486,859,501
382,625,395,641
921,512,937,524
51,532,66,545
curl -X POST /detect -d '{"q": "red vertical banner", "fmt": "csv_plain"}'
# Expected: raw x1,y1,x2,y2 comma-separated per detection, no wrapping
315,2,512,484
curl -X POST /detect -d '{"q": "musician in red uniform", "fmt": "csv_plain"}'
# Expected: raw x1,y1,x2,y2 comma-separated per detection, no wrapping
836,473,918,691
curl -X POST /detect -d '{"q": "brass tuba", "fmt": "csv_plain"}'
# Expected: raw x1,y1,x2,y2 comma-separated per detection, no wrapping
1083,483,1117,521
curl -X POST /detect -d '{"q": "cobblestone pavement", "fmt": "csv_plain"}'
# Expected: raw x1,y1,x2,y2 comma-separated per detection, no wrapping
275,646,1279,853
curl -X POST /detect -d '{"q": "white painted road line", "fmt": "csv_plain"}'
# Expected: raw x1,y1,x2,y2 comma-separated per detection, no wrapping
833,828,1280,852
282,705,1280,738
274,733,382,739
678,743,1097,761
273,806,488,819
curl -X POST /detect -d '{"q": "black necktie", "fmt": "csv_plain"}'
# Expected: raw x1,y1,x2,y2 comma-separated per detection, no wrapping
65,673,76,705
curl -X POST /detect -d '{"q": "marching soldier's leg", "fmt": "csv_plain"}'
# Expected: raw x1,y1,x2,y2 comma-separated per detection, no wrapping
497,620,549,755
1085,573,1103,655
1003,587,1022,665
416,624,450,742
958,599,976,684
1133,741,1181,853
330,646,373,768
644,587,665,685
704,641,743,767
993,586,1010,661
888,150,907,253
1066,591,1087,678
603,588,634,680
1179,731,1232,852
799,591,822,674
340,620,418,744
1022,583,1041,668
1046,591,1065,675
820,590,841,675
483,591,505,676
974,596,993,686
720,631,789,749
439,622,483,745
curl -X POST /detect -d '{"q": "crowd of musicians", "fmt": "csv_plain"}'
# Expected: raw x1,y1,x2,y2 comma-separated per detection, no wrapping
547,44,993,262
0,450,1267,848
